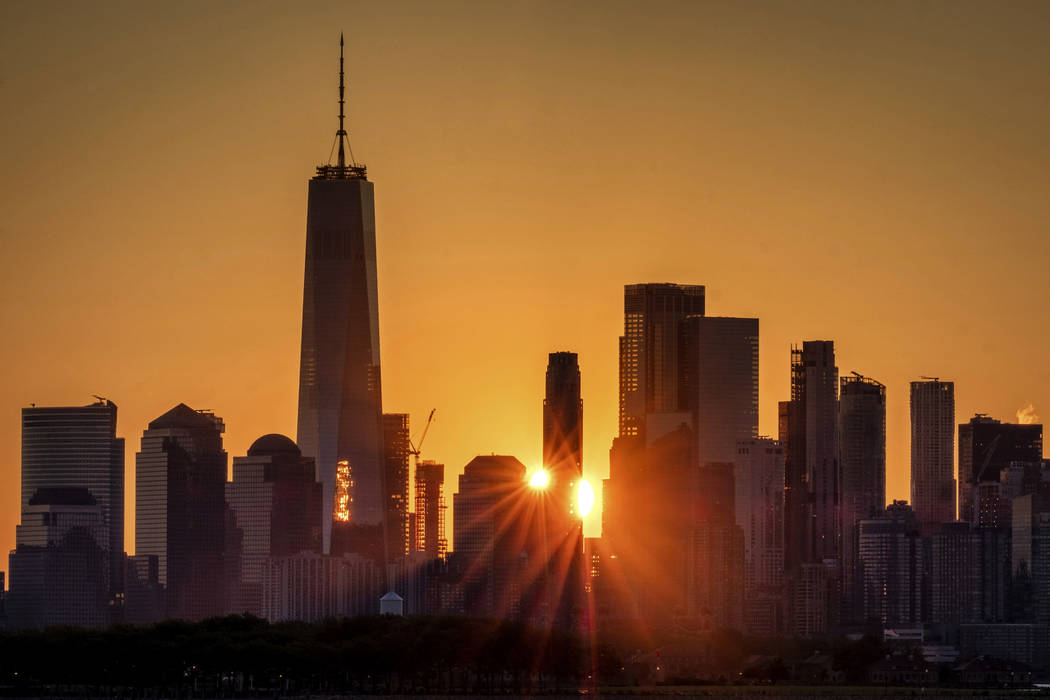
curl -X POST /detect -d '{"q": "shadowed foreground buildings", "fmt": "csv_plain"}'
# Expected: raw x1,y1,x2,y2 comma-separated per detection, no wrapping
8,400,124,629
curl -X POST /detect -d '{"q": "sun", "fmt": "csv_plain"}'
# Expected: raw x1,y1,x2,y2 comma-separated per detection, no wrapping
528,469,550,489
576,478,594,518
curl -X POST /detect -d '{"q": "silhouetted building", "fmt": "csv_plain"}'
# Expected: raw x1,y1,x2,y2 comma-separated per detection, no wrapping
452,455,531,619
857,501,922,629
225,434,322,615
689,462,744,630
541,352,585,629
783,341,839,570
413,460,447,559
839,373,886,624
382,414,411,562
135,403,227,621
7,488,109,629
618,283,705,442
263,552,381,622
604,425,695,626
680,316,759,465
911,379,956,534
124,554,164,625
958,415,1042,523
20,400,124,604
783,341,838,636
297,39,384,554
735,437,785,635
1011,490,1050,627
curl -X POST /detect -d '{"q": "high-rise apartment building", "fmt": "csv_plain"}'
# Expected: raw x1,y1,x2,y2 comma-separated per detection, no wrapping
618,283,704,441
382,414,411,562
413,460,446,559
857,501,923,628
689,462,745,630
783,341,839,568
297,38,384,553
20,400,124,602
135,403,227,620
680,316,759,465
734,437,785,635
958,416,1042,523
225,434,322,615
910,379,956,534
839,373,886,623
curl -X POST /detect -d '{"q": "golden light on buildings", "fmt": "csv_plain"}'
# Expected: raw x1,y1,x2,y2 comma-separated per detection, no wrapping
334,459,353,522
577,478,595,518
528,468,550,489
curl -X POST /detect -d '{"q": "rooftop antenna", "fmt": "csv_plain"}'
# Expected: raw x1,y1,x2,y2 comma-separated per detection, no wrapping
337,33,346,169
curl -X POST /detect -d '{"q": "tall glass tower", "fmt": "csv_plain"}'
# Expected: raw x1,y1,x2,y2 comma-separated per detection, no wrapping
297,36,383,554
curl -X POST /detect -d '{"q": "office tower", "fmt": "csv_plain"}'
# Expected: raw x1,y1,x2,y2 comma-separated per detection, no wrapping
735,437,785,635
783,341,839,567
857,501,923,628
20,400,124,603
453,455,531,618
543,352,583,517
413,460,447,558
297,37,384,554
910,379,956,534
7,487,109,629
689,463,745,630
839,373,886,623
135,403,227,620
618,283,705,441
225,434,322,615
382,414,411,562
958,416,1042,522
124,554,164,624
680,316,759,465
541,351,585,628
603,425,696,626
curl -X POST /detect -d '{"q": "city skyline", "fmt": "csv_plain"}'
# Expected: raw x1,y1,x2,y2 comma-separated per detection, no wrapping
4,1,1050,560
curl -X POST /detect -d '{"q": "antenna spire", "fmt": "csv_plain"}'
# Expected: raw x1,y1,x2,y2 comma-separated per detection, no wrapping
337,33,346,168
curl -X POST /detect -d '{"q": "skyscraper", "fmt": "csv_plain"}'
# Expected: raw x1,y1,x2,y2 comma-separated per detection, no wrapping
783,341,839,567
857,501,923,628
958,415,1042,523
225,434,322,615
839,373,886,623
297,37,384,554
618,283,705,442
20,400,124,603
382,414,411,562
136,403,227,620
690,462,745,630
452,455,530,618
542,352,585,628
734,437,785,635
413,460,447,559
680,316,759,465
910,379,956,534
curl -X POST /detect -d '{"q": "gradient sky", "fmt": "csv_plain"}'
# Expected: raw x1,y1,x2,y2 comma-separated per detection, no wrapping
2,0,1049,559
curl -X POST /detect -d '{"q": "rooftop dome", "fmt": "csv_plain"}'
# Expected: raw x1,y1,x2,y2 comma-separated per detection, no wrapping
247,433,301,457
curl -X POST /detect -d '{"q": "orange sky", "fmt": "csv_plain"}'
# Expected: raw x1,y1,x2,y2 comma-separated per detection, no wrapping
2,1,1049,560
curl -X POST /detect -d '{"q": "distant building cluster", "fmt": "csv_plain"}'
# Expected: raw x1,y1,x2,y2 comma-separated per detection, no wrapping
4,42,1049,677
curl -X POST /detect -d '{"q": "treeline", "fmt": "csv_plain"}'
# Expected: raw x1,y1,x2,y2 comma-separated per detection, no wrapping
0,615,620,696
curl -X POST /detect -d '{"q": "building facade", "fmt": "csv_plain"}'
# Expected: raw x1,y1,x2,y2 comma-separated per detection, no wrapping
910,379,956,534
734,437,785,635
680,316,759,465
382,413,411,562
135,403,227,620
297,41,384,554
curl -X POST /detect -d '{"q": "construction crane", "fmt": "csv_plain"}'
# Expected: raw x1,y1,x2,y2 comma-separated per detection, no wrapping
409,408,436,464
